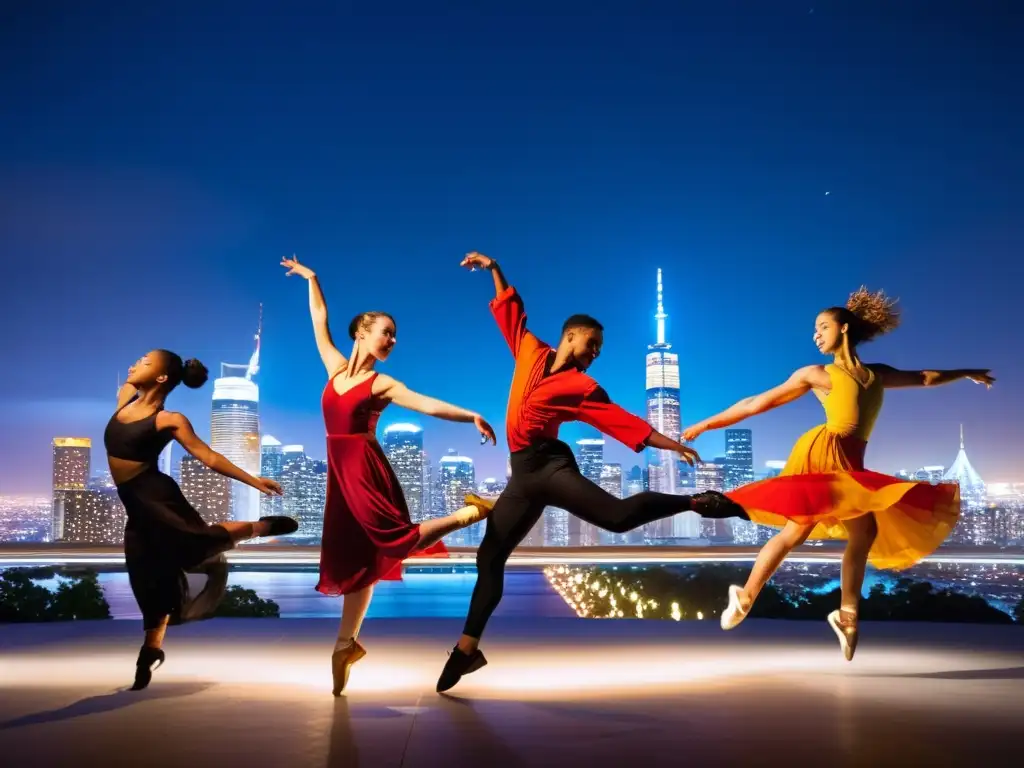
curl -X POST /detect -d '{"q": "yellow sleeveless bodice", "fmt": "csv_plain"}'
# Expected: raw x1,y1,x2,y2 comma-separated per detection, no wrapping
814,364,884,441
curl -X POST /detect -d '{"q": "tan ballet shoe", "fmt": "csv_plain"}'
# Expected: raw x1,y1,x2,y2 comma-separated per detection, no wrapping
458,494,496,525
827,610,859,661
331,639,367,696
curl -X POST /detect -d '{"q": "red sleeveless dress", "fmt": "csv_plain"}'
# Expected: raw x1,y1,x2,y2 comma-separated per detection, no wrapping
316,371,447,596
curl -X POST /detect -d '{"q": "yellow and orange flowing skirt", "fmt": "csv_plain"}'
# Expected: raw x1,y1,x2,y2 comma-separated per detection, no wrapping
726,425,961,570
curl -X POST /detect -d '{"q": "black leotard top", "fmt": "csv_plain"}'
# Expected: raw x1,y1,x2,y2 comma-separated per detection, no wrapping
104,400,174,463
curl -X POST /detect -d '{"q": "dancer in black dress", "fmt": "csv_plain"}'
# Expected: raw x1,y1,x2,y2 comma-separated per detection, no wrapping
105,349,298,690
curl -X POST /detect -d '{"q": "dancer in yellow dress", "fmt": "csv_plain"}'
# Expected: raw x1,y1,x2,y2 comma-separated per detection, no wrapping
683,287,994,660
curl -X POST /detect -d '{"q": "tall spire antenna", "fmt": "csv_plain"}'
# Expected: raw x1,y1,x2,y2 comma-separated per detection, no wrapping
654,268,667,346
245,303,263,381
959,423,964,450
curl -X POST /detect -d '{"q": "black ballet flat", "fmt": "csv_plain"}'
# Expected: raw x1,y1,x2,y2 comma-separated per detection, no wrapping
131,645,166,691
259,516,299,537
436,647,488,693
691,491,749,520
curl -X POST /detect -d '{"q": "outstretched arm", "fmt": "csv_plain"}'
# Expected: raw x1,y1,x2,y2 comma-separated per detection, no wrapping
683,365,829,439
374,375,496,444
281,256,347,377
872,364,995,389
460,251,542,358
161,412,282,494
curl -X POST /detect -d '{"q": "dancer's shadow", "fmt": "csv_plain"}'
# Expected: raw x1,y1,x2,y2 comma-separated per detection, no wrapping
0,682,213,731
434,694,526,767
891,666,1024,681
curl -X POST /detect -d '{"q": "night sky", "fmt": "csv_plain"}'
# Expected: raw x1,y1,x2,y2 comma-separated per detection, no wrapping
1,1,1021,494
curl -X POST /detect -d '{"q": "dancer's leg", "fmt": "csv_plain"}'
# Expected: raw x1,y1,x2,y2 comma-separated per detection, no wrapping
736,521,815,609
217,519,279,540
416,504,487,550
458,487,544,651
543,463,745,533
332,586,374,695
338,585,374,647
839,514,878,616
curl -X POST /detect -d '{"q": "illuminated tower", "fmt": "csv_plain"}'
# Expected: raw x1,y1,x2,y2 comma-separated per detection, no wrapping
644,270,698,539
381,423,425,523
573,438,604,546
211,308,262,522
51,437,91,541
944,424,986,514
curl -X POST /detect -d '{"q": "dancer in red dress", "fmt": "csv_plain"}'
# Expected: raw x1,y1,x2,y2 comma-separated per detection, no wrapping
282,256,497,695
436,252,748,693
683,288,993,660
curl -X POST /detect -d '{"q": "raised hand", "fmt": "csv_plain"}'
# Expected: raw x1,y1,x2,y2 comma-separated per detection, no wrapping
682,422,708,442
281,254,315,280
256,477,284,496
967,370,995,388
460,252,495,272
474,414,497,445
676,444,701,466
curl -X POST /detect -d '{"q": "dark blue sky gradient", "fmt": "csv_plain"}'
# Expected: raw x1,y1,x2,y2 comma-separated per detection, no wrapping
1,1,1021,493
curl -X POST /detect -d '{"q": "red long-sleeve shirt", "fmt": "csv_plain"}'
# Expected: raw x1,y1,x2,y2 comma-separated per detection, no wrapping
490,286,654,453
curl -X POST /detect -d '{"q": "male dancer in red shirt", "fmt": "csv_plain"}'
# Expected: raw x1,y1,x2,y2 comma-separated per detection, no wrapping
437,252,748,692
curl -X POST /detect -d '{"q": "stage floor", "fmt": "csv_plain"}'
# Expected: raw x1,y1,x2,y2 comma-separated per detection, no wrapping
1,617,1022,767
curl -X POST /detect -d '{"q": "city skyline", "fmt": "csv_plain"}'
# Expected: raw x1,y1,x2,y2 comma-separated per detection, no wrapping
2,4,1022,492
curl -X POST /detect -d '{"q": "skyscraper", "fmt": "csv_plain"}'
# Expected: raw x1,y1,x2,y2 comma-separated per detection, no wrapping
643,269,698,540
381,423,425,522
58,488,125,544
280,445,325,540
943,425,985,509
573,438,604,545
260,435,285,519
438,450,477,545
211,313,262,522
51,437,91,541
724,429,754,491
599,463,625,545
179,453,231,524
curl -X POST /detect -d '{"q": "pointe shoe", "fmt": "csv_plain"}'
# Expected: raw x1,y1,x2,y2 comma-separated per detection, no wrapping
721,585,751,630
827,610,859,661
458,494,496,525
259,516,299,537
131,645,166,691
331,639,367,696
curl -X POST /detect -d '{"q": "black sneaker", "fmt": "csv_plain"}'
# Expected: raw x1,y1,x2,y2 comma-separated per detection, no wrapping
692,491,748,520
436,647,488,693
260,516,299,536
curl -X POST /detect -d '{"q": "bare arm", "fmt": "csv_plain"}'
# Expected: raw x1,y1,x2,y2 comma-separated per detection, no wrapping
487,260,510,297
374,375,496,443
644,430,702,466
116,383,137,410
162,412,280,493
685,365,828,437
872,364,995,389
461,252,544,357
282,256,347,376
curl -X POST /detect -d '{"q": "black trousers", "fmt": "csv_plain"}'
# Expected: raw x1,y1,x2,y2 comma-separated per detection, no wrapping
462,439,736,639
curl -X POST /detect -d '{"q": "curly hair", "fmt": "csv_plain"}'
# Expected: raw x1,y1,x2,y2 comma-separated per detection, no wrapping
348,311,396,340
823,286,901,346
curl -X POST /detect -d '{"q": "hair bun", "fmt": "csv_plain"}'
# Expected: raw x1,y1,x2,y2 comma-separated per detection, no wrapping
181,358,210,389
845,286,901,343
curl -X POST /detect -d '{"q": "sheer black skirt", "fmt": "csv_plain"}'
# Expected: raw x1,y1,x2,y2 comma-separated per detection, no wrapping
116,468,235,629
